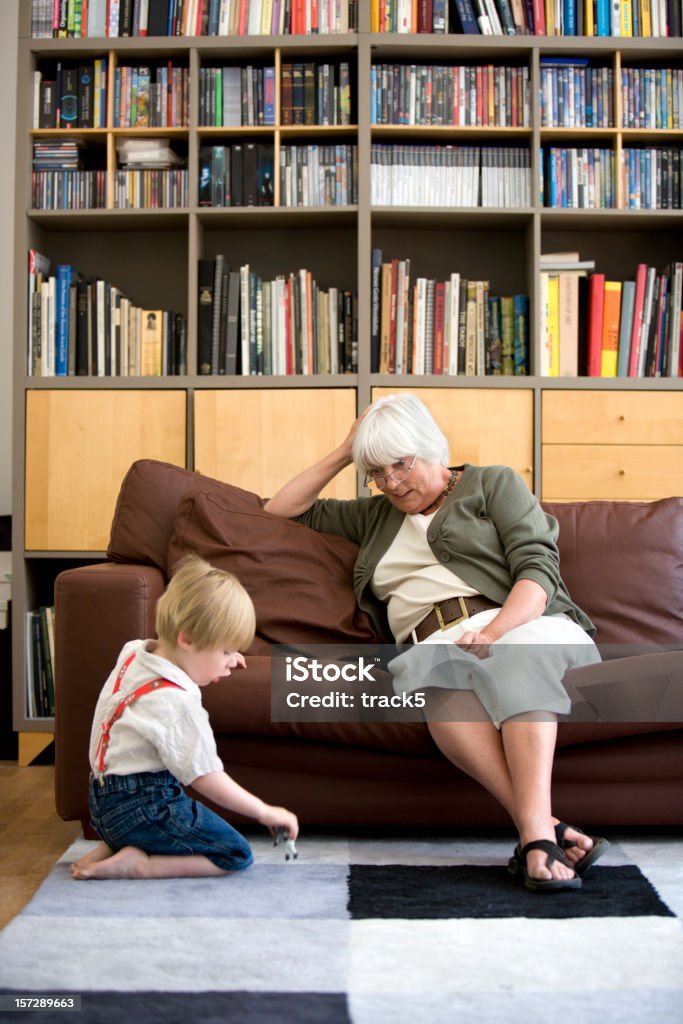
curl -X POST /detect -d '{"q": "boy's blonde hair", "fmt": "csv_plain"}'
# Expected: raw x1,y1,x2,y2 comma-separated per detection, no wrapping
156,555,255,652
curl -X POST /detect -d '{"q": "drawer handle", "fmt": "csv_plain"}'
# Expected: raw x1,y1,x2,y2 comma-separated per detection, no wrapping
619,415,626,421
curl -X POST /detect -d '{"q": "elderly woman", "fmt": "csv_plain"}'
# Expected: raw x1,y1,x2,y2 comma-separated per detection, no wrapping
265,393,607,892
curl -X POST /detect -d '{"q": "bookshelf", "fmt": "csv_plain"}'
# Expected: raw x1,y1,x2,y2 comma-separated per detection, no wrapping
12,2,683,735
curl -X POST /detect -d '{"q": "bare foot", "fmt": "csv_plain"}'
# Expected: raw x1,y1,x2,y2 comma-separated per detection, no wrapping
70,842,115,878
523,841,577,883
71,846,151,880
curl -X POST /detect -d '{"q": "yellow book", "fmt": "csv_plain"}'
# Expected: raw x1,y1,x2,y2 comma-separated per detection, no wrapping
601,281,622,377
545,273,560,377
558,272,580,377
585,0,594,34
620,0,633,33
640,0,652,34
371,0,380,31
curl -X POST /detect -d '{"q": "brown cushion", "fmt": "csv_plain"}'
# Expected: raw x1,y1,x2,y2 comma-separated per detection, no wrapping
167,486,383,650
543,497,683,645
108,459,263,571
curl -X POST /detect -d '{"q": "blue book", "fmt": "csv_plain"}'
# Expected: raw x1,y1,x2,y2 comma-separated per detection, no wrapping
513,295,528,375
596,0,610,34
263,67,275,126
563,0,577,33
453,0,481,33
207,0,220,34
55,265,74,376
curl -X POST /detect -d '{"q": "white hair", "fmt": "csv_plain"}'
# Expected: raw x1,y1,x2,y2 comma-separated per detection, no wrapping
352,394,450,470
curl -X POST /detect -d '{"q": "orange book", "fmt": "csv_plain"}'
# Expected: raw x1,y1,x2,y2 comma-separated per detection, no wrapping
600,281,622,377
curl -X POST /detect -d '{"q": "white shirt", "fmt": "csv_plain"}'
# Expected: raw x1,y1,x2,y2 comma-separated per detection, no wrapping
371,512,478,643
88,639,224,786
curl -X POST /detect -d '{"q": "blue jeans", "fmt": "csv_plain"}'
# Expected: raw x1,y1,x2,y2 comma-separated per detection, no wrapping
88,770,253,872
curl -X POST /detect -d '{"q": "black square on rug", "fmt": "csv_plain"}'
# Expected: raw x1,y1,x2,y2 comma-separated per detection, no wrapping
348,865,676,919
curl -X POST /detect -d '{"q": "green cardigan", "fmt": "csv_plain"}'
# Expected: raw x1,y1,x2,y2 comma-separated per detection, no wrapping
295,463,595,642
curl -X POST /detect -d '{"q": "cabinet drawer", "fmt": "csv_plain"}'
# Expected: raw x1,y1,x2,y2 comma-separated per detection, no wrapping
372,387,534,489
542,444,683,500
542,390,683,445
194,389,357,499
25,390,187,551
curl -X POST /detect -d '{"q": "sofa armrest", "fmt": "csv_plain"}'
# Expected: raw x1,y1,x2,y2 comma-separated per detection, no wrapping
54,562,166,822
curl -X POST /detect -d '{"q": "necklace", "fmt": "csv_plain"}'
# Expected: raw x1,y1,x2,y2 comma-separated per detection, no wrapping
420,469,459,515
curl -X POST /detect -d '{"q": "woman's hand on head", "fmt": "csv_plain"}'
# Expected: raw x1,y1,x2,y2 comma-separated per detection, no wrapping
340,406,371,461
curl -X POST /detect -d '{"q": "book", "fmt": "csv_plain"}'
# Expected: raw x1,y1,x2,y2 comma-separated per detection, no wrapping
140,309,163,375
558,272,580,377
616,280,636,377
628,263,648,377
600,280,622,377
197,258,214,374
586,273,605,377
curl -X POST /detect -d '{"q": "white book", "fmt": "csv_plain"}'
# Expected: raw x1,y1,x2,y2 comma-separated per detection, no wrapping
88,0,107,36
611,0,621,33
25,611,36,719
328,286,338,375
96,279,105,377
414,278,427,375
218,0,231,34
638,267,656,377
448,273,460,375
33,71,41,129
240,265,250,374
248,0,262,34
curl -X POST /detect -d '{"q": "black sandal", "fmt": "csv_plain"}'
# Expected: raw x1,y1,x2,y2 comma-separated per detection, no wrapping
513,839,582,892
554,822,609,876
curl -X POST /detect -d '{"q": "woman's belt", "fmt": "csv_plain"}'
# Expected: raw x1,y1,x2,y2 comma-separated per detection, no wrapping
413,595,501,642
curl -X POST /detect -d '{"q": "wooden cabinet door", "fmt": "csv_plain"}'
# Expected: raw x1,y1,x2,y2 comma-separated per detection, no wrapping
542,391,683,500
25,390,187,550
194,389,357,498
372,387,534,490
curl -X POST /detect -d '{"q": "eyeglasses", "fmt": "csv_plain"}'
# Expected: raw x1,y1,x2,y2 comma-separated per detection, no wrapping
364,455,418,489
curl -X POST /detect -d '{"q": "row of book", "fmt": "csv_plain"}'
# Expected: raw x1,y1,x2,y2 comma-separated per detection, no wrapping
539,61,614,128
280,145,358,207
542,147,616,208
371,144,531,208
281,62,353,127
370,64,530,128
28,250,187,377
32,170,107,209
199,143,274,206
31,0,358,37
372,0,682,35
34,61,107,129
621,68,683,130
113,64,190,127
113,169,190,208
542,146,683,209
371,251,529,375
540,254,682,377
621,148,682,209
198,257,357,375
26,607,55,719
199,66,274,126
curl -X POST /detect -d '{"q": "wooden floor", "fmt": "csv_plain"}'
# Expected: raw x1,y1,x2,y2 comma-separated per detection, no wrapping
0,763,82,929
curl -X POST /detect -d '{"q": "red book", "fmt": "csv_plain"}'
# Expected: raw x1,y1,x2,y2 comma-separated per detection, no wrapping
433,281,446,375
532,0,546,32
418,0,433,31
628,263,648,377
586,273,605,376
388,259,399,374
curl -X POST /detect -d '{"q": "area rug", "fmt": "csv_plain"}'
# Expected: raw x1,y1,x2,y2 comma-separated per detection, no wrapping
1,833,682,1023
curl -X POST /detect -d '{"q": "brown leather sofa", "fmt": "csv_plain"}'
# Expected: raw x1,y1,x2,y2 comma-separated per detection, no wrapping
54,459,683,831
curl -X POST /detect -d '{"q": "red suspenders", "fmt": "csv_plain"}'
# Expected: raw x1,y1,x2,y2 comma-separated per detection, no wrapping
94,652,182,777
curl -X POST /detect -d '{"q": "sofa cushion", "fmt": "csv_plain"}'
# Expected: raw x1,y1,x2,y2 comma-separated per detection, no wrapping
544,497,683,645
108,459,263,571
167,487,383,650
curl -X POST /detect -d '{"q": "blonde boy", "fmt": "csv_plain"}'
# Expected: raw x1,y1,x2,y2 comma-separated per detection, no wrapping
72,555,298,880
